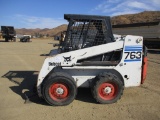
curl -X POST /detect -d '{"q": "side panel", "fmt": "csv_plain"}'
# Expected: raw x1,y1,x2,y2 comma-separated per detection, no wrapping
115,35,143,87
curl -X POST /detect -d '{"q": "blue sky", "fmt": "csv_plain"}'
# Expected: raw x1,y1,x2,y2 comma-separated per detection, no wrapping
0,0,160,29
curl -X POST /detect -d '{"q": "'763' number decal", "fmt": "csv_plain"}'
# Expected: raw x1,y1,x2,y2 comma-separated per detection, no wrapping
125,52,142,60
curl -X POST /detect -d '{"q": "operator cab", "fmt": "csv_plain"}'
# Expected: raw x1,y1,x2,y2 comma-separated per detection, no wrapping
57,14,114,52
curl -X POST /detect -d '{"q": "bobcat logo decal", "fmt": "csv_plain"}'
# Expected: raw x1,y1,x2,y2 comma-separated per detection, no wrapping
63,56,71,62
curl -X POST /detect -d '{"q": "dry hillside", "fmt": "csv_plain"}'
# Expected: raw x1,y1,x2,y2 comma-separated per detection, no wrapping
15,11,160,36
111,11,160,25
15,24,67,37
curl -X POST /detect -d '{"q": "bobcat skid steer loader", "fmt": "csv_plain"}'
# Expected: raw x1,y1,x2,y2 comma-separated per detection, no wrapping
37,14,148,106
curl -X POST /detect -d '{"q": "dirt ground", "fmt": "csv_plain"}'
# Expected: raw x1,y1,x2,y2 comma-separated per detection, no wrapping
0,39,160,120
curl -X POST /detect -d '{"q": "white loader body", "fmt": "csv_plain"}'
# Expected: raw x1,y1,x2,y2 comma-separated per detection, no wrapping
37,35,143,97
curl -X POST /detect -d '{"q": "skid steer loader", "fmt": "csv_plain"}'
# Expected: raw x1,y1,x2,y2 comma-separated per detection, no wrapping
37,14,148,106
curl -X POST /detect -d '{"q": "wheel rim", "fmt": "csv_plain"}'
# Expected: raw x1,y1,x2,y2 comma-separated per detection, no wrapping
98,82,118,100
49,83,69,101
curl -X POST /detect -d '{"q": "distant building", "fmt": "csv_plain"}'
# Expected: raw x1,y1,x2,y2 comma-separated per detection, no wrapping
112,21,160,39
112,21,160,48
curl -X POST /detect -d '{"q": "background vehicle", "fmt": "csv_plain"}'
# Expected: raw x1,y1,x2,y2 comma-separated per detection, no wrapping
1,26,16,42
20,36,31,42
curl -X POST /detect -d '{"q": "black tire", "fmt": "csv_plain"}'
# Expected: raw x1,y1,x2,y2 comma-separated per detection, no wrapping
91,72,124,104
42,72,77,106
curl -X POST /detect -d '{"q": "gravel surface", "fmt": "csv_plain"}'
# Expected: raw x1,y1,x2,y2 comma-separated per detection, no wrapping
0,40,160,120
